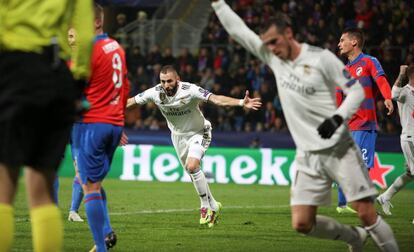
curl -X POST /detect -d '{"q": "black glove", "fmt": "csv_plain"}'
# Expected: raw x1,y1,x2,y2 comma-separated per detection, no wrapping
317,115,343,139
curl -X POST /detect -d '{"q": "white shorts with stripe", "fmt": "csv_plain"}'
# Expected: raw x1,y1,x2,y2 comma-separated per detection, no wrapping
171,122,212,168
401,138,414,175
291,135,377,206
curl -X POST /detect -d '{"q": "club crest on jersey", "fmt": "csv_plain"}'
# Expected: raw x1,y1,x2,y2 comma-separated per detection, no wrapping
303,64,311,75
342,69,351,79
159,92,167,104
356,67,363,76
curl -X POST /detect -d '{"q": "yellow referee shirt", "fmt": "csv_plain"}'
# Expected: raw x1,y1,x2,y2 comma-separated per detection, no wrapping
0,0,94,80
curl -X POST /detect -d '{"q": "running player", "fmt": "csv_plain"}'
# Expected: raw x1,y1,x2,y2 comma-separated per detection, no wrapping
127,65,261,228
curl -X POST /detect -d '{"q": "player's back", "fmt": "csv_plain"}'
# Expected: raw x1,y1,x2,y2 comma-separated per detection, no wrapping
82,34,129,126
346,53,385,131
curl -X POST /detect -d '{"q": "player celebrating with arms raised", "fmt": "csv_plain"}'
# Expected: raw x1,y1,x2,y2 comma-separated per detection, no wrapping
210,0,398,251
336,28,394,214
127,65,261,228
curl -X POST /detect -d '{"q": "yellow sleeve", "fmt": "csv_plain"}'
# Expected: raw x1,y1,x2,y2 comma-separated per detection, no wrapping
70,0,94,80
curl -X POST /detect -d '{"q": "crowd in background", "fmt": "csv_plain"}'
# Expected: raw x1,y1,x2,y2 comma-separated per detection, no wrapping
114,0,414,136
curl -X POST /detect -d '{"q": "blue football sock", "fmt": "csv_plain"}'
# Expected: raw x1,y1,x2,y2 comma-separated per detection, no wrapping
70,177,84,212
53,176,59,206
337,186,347,207
84,193,107,252
101,188,113,236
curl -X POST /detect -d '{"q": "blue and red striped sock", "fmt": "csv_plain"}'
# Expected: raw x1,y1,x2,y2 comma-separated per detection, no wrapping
100,188,113,236
84,192,106,252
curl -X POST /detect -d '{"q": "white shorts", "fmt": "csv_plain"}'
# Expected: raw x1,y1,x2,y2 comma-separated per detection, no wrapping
171,123,212,168
291,136,377,206
401,139,414,175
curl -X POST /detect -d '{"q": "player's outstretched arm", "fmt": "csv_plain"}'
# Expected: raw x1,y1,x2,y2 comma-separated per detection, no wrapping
208,90,262,110
126,97,137,108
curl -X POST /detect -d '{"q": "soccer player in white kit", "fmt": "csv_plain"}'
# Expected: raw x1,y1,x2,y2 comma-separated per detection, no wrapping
127,65,262,227
211,0,399,251
377,65,414,220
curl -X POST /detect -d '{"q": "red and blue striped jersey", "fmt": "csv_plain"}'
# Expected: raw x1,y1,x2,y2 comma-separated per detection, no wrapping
82,34,129,126
337,53,391,131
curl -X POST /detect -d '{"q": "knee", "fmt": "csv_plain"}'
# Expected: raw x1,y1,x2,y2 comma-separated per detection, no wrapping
292,220,313,234
353,199,377,226
185,163,199,173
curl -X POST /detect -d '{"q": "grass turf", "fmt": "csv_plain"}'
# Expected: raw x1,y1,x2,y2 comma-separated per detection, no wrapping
11,178,414,251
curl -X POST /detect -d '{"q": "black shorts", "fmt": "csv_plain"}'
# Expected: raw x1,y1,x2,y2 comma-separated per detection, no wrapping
0,50,77,171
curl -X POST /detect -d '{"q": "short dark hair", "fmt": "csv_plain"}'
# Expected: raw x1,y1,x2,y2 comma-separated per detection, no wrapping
342,27,365,48
261,12,293,34
160,65,178,75
407,65,414,79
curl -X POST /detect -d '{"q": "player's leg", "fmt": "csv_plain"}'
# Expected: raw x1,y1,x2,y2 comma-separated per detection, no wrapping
377,140,414,215
25,167,63,252
82,181,106,252
351,199,399,251
337,139,399,251
101,127,122,249
0,164,19,251
76,123,116,252
69,162,84,222
185,157,211,224
291,164,364,249
336,186,356,214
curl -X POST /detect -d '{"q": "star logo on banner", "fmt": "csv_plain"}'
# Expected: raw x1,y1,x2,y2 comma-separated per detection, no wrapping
369,154,394,189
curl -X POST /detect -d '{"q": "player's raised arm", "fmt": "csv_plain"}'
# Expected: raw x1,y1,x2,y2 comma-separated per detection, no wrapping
210,0,272,63
128,87,156,108
208,90,262,110
392,65,408,102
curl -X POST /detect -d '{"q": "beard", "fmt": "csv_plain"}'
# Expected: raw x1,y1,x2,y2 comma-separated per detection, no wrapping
164,81,178,96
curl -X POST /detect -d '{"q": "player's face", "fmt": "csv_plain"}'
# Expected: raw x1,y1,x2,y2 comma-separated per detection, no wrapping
338,33,354,56
160,72,179,96
260,25,291,60
68,28,76,48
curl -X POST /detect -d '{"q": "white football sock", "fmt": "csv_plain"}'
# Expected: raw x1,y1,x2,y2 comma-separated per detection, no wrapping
206,185,218,211
189,169,210,209
382,173,414,201
366,216,399,252
307,215,359,243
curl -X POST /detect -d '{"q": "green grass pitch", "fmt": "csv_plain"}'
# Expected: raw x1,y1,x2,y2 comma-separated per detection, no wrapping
11,178,414,251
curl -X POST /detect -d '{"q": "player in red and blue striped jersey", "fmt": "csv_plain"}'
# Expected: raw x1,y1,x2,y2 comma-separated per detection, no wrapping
336,27,394,214
70,4,129,252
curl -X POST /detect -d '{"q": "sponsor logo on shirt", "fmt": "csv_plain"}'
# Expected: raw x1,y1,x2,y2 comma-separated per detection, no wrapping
280,73,315,96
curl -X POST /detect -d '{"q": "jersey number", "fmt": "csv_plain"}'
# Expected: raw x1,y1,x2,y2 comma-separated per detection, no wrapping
112,53,123,88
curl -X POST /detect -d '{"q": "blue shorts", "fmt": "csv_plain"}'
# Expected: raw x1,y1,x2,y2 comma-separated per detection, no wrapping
70,122,122,184
351,130,377,169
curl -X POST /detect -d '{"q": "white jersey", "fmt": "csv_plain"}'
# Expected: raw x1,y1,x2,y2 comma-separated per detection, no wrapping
392,84,414,140
134,81,211,135
212,0,364,151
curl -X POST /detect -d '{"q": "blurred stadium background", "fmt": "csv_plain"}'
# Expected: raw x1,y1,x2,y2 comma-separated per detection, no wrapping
14,0,414,251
